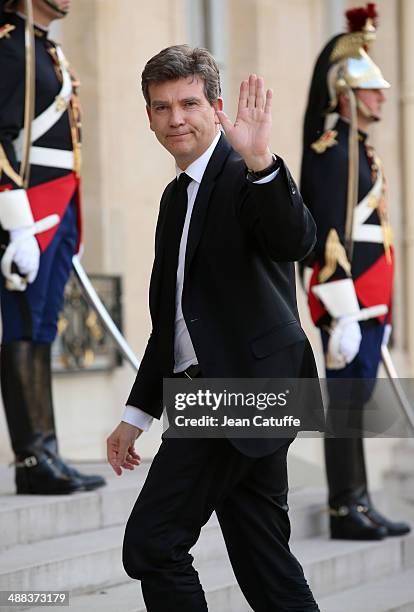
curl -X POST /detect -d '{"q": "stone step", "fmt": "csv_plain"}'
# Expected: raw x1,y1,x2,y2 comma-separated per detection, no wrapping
29,560,249,612
383,442,414,505
0,518,226,596
293,533,414,599
0,462,150,551
1,514,413,605
0,525,126,596
0,461,328,550
289,486,328,539
317,566,414,612
57,564,414,612
384,469,414,504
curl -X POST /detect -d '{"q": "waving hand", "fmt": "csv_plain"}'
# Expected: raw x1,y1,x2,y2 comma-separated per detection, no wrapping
216,74,273,171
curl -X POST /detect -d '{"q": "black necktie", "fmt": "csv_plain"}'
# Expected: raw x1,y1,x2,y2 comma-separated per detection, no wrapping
158,172,192,372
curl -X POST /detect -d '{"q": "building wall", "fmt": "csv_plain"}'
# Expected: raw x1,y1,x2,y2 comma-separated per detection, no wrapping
0,0,409,485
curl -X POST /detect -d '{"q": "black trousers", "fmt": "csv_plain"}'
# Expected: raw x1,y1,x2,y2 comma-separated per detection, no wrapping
321,325,384,509
123,436,319,611
324,436,368,507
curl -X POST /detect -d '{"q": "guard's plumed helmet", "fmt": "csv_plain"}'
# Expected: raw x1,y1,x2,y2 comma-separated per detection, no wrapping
327,4,390,110
302,3,390,149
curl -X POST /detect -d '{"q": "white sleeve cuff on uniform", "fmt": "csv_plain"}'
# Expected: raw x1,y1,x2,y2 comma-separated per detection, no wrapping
311,278,360,318
122,405,154,431
0,189,34,230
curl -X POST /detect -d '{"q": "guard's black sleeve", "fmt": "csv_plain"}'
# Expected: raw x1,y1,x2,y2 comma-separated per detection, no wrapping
0,36,25,188
301,146,348,262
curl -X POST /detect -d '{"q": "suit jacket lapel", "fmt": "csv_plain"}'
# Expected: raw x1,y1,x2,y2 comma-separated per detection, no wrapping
149,178,176,318
184,134,232,278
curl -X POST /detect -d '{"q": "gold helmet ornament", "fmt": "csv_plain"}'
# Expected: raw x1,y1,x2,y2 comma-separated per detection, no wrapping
302,3,390,153
327,3,390,122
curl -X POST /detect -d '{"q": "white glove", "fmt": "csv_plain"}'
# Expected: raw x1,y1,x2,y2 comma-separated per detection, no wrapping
326,316,362,370
9,227,40,283
382,324,392,347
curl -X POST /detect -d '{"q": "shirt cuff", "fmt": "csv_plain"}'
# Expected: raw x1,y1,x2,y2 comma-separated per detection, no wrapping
253,166,280,184
122,405,154,431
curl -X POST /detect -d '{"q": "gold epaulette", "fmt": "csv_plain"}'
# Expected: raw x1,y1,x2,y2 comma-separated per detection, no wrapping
0,23,15,40
318,228,351,283
311,130,338,154
0,143,23,186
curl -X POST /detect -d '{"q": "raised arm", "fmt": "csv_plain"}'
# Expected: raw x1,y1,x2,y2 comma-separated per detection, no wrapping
216,74,273,172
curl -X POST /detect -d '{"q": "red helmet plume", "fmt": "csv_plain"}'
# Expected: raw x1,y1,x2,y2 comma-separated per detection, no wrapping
346,3,378,33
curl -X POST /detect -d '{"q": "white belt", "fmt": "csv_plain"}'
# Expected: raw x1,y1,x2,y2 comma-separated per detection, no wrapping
352,170,385,244
16,146,74,170
353,171,383,228
353,224,383,243
13,46,73,158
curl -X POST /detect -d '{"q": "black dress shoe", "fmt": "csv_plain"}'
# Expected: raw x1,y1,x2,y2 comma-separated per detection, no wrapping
43,436,106,492
15,454,84,495
58,462,106,492
363,506,411,537
44,449,106,492
329,504,387,540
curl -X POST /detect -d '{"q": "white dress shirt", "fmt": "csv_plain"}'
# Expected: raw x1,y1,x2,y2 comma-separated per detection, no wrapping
122,132,280,431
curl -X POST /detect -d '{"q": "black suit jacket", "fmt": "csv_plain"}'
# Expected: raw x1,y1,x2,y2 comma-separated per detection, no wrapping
127,134,319,456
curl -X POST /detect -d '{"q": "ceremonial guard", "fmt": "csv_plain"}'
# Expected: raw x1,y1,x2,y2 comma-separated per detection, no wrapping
0,0,105,493
300,3,410,540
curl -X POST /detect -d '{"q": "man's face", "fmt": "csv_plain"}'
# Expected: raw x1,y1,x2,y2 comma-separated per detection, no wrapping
356,88,386,121
33,0,71,19
146,76,222,169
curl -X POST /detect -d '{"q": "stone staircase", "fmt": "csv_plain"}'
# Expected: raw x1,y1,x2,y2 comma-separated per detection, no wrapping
384,441,414,506
1,461,414,612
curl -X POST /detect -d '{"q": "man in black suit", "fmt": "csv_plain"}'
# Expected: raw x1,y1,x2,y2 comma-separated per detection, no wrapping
107,45,320,611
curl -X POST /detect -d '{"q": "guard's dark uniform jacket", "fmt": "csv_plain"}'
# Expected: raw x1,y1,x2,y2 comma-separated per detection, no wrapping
0,10,106,495
301,117,393,328
0,12,82,252
297,3,411,540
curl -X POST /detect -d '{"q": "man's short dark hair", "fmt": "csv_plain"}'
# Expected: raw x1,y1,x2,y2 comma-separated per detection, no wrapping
141,44,221,106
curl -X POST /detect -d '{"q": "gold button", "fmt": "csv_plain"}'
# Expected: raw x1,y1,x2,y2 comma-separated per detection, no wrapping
55,95,67,112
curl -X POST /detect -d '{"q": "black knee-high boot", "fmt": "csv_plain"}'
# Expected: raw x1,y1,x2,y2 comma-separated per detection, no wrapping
34,343,106,492
325,435,410,538
0,341,83,494
324,435,386,540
